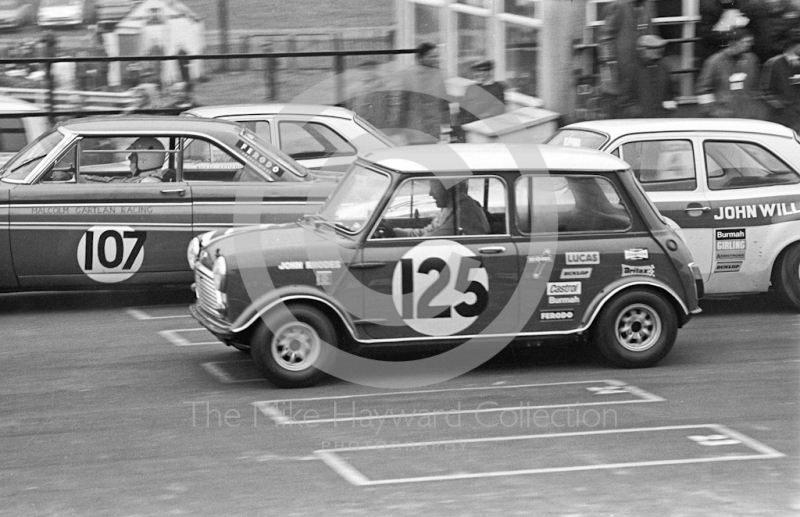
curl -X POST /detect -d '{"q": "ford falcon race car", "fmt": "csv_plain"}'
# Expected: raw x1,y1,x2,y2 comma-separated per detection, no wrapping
546,118,800,310
183,104,394,174
189,144,701,388
0,116,335,291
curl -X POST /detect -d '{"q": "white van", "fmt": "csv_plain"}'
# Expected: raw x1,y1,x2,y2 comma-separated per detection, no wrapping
37,0,91,27
0,95,49,167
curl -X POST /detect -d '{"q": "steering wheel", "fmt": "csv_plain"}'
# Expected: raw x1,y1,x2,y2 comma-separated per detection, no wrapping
374,221,395,239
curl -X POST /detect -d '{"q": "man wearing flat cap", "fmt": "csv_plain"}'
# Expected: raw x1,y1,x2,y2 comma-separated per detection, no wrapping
633,34,679,117
459,59,508,127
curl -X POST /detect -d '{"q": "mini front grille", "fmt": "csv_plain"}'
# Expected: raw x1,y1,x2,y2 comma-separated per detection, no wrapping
195,266,224,316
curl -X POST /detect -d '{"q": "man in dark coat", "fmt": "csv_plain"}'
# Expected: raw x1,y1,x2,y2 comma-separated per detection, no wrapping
633,34,678,117
761,29,800,132
597,0,659,118
695,27,764,118
459,59,508,126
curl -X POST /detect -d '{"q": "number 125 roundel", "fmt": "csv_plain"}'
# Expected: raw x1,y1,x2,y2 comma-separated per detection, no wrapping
189,144,702,389
0,116,336,292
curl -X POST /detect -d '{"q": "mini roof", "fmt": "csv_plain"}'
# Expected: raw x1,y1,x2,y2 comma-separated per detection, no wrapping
563,118,796,140
361,144,631,173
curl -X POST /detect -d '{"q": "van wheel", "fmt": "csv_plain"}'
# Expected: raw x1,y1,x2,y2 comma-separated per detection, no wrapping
775,244,800,311
593,291,677,368
251,304,335,388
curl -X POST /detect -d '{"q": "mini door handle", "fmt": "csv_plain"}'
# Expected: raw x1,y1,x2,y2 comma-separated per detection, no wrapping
161,188,185,196
349,262,386,269
479,246,506,254
684,206,710,212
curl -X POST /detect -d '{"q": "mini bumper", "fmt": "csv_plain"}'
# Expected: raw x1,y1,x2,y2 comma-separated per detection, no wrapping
190,303,234,341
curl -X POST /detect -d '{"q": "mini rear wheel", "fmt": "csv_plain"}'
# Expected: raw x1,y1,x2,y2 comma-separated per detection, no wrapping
251,304,335,388
593,290,677,368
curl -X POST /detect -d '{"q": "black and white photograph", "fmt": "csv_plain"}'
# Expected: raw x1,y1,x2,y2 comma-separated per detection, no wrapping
0,0,798,515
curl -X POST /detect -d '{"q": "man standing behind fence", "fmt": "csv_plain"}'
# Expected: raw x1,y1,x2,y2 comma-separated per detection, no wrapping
394,42,451,145
761,29,800,132
597,0,658,118
695,27,763,118
347,60,393,129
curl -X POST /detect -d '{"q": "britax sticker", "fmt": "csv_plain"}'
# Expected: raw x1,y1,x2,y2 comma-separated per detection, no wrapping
621,264,655,277
714,262,741,273
565,252,599,265
560,268,592,279
540,310,574,321
624,248,649,261
715,228,746,261
546,282,582,295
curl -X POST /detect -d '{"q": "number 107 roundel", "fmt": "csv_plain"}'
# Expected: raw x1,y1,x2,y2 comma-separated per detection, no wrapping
189,144,702,388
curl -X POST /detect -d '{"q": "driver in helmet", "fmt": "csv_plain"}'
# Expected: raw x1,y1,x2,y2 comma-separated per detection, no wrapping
82,137,166,183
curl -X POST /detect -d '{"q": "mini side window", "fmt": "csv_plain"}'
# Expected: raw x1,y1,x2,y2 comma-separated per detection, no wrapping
619,140,697,192
374,176,506,239
704,140,800,190
515,174,631,234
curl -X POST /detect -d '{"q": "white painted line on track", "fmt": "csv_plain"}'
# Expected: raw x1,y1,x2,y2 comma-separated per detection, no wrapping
253,380,664,425
160,328,218,346
315,424,785,486
201,361,259,383
126,307,193,320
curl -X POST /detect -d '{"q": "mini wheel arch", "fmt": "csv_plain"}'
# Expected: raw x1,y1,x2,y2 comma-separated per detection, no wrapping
582,281,691,331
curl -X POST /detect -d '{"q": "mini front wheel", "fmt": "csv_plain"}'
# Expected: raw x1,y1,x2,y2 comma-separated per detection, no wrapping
251,304,336,388
592,290,677,368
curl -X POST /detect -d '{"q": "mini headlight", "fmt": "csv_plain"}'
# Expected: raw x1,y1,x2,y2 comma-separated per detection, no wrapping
187,237,200,268
212,256,227,291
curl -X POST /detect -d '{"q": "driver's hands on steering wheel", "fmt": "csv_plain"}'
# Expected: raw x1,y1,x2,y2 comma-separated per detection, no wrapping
374,221,395,239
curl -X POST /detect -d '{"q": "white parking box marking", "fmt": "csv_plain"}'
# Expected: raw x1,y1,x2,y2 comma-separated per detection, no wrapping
315,424,784,486
253,380,663,426
160,328,218,346
126,307,193,320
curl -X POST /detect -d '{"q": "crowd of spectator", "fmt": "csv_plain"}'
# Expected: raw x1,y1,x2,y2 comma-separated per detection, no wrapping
597,0,800,132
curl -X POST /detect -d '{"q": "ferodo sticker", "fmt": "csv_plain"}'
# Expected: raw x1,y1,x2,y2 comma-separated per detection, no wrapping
236,140,285,178
77,226,146,283
565,252,599,265
715,228,746,261
392,240,489,336
540,310,574,321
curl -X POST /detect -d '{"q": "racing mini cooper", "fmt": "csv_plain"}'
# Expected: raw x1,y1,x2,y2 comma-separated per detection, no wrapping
0,116,335,291
189,144,701,388
547,118,800,310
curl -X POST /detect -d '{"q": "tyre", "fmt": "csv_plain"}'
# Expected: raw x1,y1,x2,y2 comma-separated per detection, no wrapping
774,244,800,312
592,290,677,368
250,304,335,388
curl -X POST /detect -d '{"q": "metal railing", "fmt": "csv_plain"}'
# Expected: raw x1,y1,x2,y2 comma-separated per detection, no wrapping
0,47,417,122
